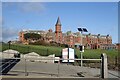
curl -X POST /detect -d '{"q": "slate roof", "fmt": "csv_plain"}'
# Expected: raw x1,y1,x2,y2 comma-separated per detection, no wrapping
55,17,61,26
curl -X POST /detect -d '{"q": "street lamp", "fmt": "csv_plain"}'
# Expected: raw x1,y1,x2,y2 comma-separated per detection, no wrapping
78,28,88,67
8,41,11,49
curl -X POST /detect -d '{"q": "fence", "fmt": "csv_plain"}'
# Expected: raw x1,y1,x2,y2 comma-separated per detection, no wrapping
1,53,108,79
1,44,119,78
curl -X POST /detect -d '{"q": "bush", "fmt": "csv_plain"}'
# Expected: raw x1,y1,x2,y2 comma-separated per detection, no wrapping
60,44,68,48
29,40,49,46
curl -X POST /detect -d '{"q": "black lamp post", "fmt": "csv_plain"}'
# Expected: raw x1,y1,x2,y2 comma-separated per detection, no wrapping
78,28,88,67
8,41,11,49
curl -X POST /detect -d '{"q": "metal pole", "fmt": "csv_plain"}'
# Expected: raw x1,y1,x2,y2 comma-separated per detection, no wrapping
81,52,83,67
57,61,60,77
81,31,83,45
8,41,11,49
81,31,83,67
25,59,28,76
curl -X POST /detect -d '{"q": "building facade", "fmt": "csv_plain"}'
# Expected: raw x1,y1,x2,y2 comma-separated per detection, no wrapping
19,17,116,49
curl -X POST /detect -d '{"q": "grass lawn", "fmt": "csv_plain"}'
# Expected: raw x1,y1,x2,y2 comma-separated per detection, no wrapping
1,43,63,56
1,43,118,59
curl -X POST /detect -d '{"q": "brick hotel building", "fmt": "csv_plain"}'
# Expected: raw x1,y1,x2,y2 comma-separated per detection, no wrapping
19,17,117,49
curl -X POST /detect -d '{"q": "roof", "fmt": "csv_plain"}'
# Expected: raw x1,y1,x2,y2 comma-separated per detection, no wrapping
25,52,39,56
62,33,67,36
46,32,55,37
55,17,61,26
3,49,19,54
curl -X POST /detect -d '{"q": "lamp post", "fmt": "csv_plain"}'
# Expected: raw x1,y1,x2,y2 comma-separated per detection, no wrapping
8,41,11,49
78,28,88,67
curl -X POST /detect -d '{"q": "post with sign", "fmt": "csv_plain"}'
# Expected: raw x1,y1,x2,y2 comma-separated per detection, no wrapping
79,45,84,67
68,48,75,63
62,48,68,62
62,48,75,63
78,28,88,67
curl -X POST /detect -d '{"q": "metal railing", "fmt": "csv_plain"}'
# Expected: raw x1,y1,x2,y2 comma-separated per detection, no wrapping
1,53,108,79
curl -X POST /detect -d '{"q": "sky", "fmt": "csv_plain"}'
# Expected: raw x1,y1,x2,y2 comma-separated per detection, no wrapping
2,2,118,43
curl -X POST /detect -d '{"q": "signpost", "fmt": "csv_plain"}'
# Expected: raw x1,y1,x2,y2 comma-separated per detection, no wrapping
78,28,88,67
62,48,75,63
68,48,75,62
62,48,68,62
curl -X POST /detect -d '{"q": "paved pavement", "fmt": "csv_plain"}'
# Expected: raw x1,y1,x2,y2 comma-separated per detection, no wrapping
2,59,120,79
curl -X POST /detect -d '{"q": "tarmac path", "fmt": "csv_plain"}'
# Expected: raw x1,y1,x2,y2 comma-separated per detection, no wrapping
2,59,119,79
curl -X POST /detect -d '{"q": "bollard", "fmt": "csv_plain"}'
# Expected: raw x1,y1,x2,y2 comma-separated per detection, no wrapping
101,53,108,78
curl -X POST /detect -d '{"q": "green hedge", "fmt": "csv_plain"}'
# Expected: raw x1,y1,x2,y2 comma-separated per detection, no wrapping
1,43,118,59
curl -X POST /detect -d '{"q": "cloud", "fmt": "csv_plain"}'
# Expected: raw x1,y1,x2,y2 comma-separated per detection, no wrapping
1,2,46,42
2,27,19,42
18,2,45,13
3,2,45,14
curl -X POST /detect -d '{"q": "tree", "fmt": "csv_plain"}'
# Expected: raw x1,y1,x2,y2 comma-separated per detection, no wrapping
24,33,41,40
66,31,72,35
